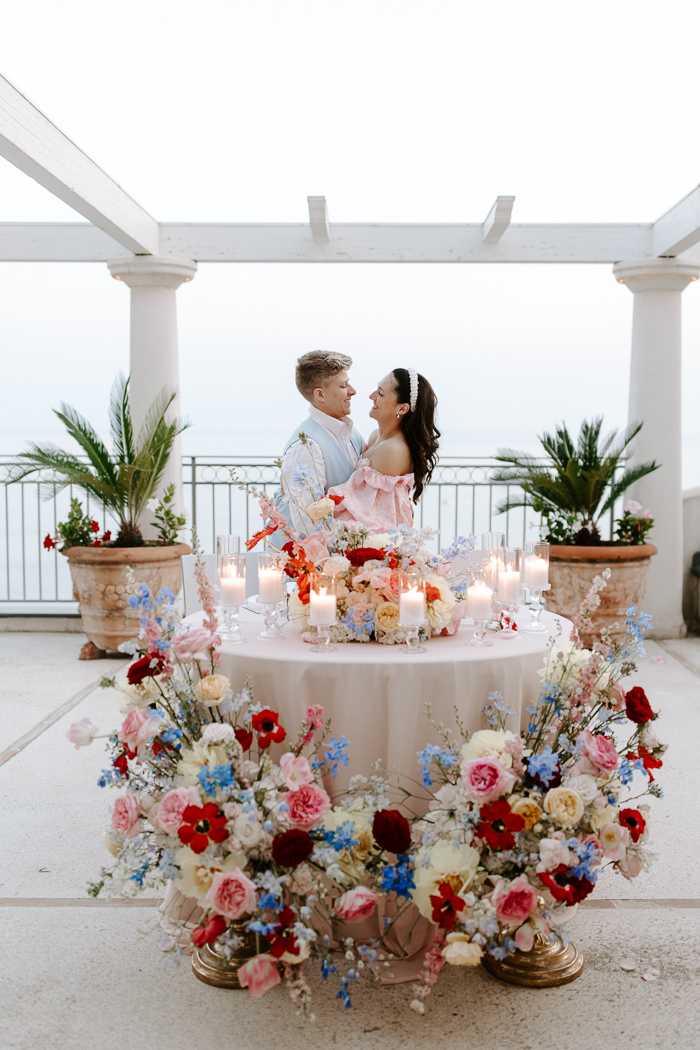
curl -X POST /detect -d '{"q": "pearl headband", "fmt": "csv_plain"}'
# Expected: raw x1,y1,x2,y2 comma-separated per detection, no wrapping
408,368,419,412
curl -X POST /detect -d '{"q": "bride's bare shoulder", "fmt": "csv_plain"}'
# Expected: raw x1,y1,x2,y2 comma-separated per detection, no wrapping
367,435,412,476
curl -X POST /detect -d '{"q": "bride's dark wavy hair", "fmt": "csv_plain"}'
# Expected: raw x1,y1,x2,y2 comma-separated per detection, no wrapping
391,368,440,503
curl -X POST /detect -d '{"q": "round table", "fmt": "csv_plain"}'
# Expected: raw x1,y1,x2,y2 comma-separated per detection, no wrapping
185,608,571,790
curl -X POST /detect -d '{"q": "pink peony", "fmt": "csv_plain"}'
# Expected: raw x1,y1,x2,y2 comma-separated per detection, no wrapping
281,783,331,830
238,954,281,997
118,708,158,754
111,791,140,838
279,753,313,791
172,626,217,662
205,868,257,920
156,787,200,833
578,730,619,775
334,887,380,922
66,717,98,749
462,756,515,803
494,874,539,925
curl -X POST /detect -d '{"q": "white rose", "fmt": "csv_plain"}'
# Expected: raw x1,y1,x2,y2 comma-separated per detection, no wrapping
461,729,518,769
366,533,392,549
565,774,600,805
195,674,232,707
201,722,235,744
441,934,483,966
232,815,265,849
322,555,351,575
537,837,572,873
306,497,335,523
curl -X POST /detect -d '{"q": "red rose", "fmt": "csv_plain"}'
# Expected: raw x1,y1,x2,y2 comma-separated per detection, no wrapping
475,798,525,850
252,709,286,749
346,547,387,567
191,913,228,948
430,882,466,930
624,686,655,724
539,865,595,905
126,654,165,685
619,808,646,843
178,803,229,854
271,828,315,868
43,534,57,550
372,809,412,855
234,727,254,751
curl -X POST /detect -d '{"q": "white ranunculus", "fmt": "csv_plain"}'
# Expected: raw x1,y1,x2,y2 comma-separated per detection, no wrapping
322,555,351,575
565,773,600,805
201,722,235,744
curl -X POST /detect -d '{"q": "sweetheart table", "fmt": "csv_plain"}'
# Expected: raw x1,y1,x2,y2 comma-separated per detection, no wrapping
183,607,572,790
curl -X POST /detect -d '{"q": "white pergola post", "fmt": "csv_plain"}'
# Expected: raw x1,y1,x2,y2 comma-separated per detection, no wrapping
613,258,700,638
106,256,197,525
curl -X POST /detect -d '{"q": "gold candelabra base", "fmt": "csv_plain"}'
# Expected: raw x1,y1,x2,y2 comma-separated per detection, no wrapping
481,930,584,988
192,924,257,989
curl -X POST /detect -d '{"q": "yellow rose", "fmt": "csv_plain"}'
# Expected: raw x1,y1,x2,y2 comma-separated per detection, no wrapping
306,497,335,523
544,787,585,826
195,674,231,707
441,933,483,966
509,795,543,831
376,602,400,630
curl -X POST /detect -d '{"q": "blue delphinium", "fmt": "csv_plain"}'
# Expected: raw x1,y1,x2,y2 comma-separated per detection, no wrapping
417,744,459,788
197,763,236,797
525,745,560,786
380,856,415,898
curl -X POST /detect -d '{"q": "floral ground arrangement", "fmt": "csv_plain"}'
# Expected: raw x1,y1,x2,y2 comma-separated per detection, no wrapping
70,558,666,1021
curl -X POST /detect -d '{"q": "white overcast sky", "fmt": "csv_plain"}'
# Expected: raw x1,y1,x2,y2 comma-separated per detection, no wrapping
2,0,700,485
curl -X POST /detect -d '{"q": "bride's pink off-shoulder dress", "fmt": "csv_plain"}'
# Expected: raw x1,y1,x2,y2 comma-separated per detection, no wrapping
329,458,414,532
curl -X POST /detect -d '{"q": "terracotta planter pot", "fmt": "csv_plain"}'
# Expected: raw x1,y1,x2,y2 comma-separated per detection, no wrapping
547,544,657,645
62,542,192,651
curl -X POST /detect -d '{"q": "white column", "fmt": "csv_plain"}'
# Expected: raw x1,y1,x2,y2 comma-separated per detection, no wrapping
107,256,197,526
613,258,700,638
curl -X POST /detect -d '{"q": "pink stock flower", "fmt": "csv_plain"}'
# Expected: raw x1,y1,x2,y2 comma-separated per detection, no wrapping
156,787,200,833
205,869,257,920
66,717,98,749
334,887,380,922
279,753,313,791
111,791,140,838
281,783,331,830
118,708,159,754
578,730,619,775
238,954,282,997
305,705,324,730
462,756,516,803
172,626,217,663
493,875,539,925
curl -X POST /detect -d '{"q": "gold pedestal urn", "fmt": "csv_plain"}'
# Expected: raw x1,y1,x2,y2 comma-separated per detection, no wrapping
192,922,257,989
482,928,583,988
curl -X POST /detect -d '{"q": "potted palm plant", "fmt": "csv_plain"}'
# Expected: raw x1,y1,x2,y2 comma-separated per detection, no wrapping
9,373,191,655
492,418,658,641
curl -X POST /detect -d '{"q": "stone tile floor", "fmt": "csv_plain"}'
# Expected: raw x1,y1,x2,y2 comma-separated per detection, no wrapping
1,632,699,1050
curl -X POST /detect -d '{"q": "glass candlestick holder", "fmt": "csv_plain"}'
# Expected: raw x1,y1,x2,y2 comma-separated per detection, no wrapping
522,542,550,634
257,552,285,639
308,572,338,653
218,553,246,643
399,572,427,653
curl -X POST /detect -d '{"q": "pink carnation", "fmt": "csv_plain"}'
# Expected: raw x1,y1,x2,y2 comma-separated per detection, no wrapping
205,869,257,920
279,753,313,791
238,954,281,997
493,874,539,925
462,755,515,802
578,730,619,775
281,783,331,830
111,791,140,838
156,787,200,833
334,887,380,922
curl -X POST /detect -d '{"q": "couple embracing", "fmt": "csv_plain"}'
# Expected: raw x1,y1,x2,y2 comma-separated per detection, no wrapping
276,350,440,535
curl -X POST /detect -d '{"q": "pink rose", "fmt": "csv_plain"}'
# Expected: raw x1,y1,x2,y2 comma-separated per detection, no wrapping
462,756,515,802
493,874,539,925
280,753,313,791
173,626,217,662
66,717,98,749
300,533,330,564
334,887,380,922
156,787,200,833
111,791,140,838
578,730,619,775
238,954,281,997
281,783,331,830
118,708,157,754
205,868,257,919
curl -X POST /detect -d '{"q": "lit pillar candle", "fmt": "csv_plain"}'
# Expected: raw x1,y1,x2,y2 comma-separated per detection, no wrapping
309,586,337,626
400,586,426,626
220,572,246,606
523,554,548,590
467,580,493,620
259,568,284,604
497,570,521,603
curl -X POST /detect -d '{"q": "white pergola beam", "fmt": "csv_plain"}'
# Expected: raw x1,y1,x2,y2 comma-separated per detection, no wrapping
308,196,330,243
652,183,700,257
482,195,515,243
0,75,159,256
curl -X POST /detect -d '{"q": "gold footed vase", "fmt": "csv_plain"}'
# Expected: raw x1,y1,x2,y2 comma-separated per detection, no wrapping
481,928,584,988
192,922,257,989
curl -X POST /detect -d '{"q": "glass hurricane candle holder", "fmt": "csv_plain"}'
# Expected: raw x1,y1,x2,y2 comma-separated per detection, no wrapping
522,542,549,634
495,548,522,639
399,572,428,654
257,552,285,639
217,535,241,555
308,572,338,653
466,572,494,647
218,553,246,643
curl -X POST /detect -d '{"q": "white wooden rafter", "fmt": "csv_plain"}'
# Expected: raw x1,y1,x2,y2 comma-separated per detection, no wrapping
308,196,330,243
482,196,515,243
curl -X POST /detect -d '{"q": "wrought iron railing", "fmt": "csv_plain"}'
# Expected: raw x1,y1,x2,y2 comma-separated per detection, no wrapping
0,454,617,611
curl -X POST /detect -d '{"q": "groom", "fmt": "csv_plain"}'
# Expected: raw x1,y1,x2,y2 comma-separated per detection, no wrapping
276,350,364,534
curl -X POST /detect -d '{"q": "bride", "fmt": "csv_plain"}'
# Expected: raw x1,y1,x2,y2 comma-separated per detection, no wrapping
329,367,440,532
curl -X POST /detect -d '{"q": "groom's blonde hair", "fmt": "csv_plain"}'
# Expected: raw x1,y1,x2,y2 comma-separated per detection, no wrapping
296,350,353,401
